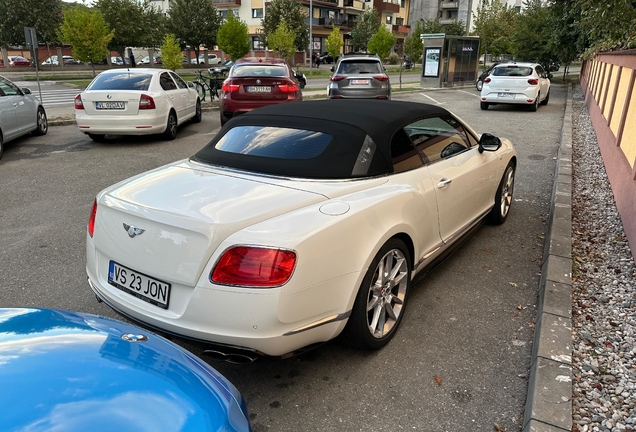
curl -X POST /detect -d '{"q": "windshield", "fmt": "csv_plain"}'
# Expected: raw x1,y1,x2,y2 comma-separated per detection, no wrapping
492,66,533,77
87,72,152,91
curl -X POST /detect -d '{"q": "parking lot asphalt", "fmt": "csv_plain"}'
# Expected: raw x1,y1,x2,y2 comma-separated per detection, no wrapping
0,82,572,432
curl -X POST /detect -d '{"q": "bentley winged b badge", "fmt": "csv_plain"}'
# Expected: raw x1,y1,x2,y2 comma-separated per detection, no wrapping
123,223,145,238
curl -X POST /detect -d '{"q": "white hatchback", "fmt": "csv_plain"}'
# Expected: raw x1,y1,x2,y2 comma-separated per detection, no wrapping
75,68,201,141
480,62,551,111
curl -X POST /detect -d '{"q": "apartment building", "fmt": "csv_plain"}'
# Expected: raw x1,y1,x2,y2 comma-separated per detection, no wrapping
148,0,411,58
409,0,523,33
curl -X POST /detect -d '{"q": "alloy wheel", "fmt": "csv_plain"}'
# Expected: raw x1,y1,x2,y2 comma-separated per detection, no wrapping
500,166,515,217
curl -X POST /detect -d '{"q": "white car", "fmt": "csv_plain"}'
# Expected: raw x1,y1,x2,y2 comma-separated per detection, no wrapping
192,54,223,65
0,75,48,160
74,68,202,141
86,100,517,358
480,62,551,111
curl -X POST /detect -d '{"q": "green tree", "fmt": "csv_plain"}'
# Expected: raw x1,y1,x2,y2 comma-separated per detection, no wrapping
325,25,343,59
511,0,552,64
161,33,182,71
549,0,586,75
169,0,221,59
261,0,309,52
403,20,424,64
0,0,63,47
419,18,465,36
574,0,636,56
350,7,381,51
217,12,250,61
96,0,146,58
267,20,296,63
472,0,516,59
140,2,169,49
58,5,114,77
367,25,395,61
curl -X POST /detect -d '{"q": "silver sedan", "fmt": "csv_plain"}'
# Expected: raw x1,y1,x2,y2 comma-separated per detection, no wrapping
0,75,48,160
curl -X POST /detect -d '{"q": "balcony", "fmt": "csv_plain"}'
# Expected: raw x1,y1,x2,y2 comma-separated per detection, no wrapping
377,0,400,13
317,17,351,27
211,0,240,5
440,1,458,9
392,24,410,33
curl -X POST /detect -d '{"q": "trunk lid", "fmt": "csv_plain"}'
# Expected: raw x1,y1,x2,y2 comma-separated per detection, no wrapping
80,90,142,116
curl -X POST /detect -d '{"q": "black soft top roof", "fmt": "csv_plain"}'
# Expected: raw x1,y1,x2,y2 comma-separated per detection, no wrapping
193,100,452,179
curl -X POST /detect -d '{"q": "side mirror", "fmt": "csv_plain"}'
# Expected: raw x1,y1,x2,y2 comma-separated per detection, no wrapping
187,82,194,88
330,66,334,73
548,73,553,79
478,133,502,153
22,88,31,94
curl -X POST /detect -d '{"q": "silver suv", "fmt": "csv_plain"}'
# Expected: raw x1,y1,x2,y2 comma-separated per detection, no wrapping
328,54,391,99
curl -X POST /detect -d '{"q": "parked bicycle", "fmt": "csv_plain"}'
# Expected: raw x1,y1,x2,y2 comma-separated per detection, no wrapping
192,69,225,102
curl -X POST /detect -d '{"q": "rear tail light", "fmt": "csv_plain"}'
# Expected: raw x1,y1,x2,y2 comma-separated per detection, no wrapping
527,78,539,85
484,77,491,83
74,94,84,109
222,82,240,92
330,75,346,82
211,246,297,287
139,94,156,109
278,82,298,93
88,199,97,238
373,75,389,82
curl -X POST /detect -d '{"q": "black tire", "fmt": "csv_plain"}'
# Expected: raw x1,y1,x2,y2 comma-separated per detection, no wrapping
32,107,48,136
476,80,483,91
480,101,489,110
540,89,550,106
191,99,202,123
529,94,539,112
88,134,105,142
163,111,178,140
194,82,206,101
220,115,227,127
487,162,515,225
343,238,411,350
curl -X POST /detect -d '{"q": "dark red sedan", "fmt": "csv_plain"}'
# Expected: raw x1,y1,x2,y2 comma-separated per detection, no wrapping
9,56,31,67
219,57,302,125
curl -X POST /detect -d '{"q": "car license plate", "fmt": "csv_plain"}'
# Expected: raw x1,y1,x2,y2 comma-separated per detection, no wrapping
108,261,171,309
351,79,369,85
247,86,271,93
497,92,515,98
96,101,125,109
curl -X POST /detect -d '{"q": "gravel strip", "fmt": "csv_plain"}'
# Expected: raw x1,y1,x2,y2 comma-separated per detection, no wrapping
571,84,636,432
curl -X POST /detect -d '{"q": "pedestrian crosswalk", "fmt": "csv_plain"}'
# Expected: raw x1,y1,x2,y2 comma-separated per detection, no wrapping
14,81,80,108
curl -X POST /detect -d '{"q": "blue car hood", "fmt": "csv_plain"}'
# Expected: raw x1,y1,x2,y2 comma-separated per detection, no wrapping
0,308,251,432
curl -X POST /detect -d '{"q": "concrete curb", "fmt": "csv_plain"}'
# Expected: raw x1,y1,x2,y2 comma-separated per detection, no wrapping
522,84,573,432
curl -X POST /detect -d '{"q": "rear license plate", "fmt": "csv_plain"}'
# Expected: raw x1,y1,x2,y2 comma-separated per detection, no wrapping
96,101,125,109
108,261,171,309
497,92,515,98
351,79,369,85
247,86,271,93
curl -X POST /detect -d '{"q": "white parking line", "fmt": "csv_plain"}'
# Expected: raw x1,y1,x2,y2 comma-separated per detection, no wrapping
419,93,444,105
458,90,480,98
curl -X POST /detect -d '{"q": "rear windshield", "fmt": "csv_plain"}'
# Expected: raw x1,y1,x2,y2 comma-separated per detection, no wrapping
337,60,383,75
492,66,533,77
232,65,287,78
215,126,332,159
87,72,152,91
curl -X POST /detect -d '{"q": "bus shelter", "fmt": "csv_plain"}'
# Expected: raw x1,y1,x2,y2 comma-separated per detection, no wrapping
420,34,480,88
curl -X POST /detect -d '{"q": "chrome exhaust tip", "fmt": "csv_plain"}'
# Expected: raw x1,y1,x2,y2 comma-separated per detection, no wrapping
203,349,260,364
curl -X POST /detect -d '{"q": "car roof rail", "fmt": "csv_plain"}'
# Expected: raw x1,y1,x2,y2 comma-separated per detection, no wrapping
342,52,379,58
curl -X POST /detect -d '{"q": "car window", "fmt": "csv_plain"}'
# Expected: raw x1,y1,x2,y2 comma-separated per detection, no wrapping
215,126,332,159
404,116,472,164
338,60,383,75
492,66,533,77
232,65,287,78
0,78,21,96
390,129,423,173
170,72,188,89
87,73,152,91
159,72,178,91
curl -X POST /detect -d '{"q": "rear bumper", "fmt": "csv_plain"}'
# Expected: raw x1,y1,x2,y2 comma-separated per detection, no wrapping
480,88,537,105
76,110,168,135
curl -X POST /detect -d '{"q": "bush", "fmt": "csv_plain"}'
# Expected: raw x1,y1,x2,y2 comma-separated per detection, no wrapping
386,52,400,65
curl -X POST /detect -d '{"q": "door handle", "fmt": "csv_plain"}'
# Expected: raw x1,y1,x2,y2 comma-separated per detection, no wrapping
437,178,452,189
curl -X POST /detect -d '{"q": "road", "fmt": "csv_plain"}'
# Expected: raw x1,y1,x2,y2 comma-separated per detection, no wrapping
0,86,567,431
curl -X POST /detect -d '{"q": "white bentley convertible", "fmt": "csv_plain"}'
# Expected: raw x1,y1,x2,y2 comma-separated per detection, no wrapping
86,100,517,358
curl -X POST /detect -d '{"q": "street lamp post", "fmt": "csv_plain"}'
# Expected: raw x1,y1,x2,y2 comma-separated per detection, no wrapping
309,0,313,75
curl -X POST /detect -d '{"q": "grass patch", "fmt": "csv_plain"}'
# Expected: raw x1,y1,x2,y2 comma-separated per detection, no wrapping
66,80,92,87
24,74,95,81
